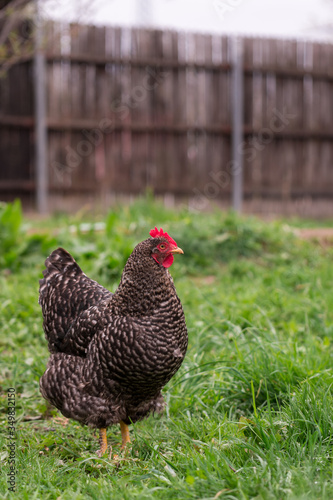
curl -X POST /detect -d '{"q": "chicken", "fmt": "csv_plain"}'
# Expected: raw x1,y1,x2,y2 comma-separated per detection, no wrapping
39,227,188,455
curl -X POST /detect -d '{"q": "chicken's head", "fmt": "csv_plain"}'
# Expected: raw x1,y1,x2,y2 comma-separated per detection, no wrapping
149,227,183,268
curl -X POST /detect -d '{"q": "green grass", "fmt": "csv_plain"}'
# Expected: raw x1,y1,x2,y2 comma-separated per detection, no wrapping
1,199,333,499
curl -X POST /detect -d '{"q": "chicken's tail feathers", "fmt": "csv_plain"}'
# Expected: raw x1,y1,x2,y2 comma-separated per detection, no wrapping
39,248,82,295
39,248,113,355
44,247,81,276
45,247,78,269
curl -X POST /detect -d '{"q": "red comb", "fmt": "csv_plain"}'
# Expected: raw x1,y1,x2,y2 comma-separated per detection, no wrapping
149,227,177,246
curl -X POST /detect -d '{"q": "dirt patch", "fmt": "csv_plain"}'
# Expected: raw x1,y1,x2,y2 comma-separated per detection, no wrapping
295,228,333,246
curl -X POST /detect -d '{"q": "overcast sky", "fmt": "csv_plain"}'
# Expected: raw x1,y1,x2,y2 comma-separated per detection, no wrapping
42,0,333,40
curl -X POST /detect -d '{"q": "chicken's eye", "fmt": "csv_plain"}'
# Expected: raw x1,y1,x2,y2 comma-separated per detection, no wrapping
159,243,166,250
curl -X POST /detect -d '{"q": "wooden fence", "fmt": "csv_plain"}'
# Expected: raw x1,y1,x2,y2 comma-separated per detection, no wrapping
1,21,333,214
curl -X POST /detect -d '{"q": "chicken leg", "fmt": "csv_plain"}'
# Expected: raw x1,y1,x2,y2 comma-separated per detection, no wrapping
120,421,130,448
98,428,108,456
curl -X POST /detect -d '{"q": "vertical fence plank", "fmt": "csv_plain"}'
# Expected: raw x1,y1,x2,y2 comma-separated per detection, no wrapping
262,38,278,196
250,37,263,200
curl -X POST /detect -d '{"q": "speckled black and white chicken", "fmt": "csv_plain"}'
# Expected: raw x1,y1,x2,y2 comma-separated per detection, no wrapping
39,227,188,454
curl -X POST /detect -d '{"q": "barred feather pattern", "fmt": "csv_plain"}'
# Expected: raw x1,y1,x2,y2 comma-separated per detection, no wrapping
39,248,112,355
39,238,188,429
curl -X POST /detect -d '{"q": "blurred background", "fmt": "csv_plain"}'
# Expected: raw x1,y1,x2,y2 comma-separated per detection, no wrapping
1,0,333,216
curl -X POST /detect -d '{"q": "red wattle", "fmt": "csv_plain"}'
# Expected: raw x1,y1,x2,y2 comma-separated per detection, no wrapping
152,253,174,268
162,254,174,268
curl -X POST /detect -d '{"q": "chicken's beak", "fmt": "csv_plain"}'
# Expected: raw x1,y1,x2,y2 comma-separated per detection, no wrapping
171,246,184,255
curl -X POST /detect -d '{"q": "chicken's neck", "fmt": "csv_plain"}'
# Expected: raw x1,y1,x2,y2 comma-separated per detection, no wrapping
110,255,179,317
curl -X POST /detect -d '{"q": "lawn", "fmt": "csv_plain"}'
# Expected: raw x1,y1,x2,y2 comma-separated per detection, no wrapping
1,199,333,499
